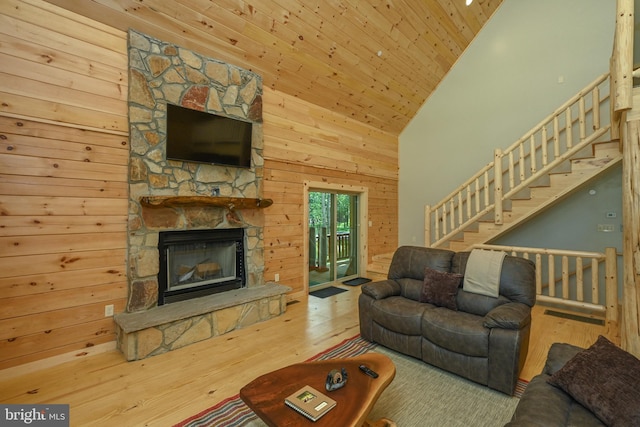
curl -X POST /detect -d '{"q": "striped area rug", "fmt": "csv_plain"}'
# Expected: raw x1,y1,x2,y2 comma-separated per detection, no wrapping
173,335,376,427
173,335,526,427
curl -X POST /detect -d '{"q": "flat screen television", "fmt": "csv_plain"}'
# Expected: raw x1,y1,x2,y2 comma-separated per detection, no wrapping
165,103,253,168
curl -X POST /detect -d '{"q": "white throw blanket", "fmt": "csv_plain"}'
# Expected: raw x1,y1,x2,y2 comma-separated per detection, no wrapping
463,249,506,298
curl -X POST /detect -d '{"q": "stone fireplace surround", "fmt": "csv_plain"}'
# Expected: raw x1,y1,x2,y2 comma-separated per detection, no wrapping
114,30,289,361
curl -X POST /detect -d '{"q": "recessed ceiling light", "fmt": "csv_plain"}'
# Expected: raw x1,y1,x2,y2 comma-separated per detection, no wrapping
466,0,473,5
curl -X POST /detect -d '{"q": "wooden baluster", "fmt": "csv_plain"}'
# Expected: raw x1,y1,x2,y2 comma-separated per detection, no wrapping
541,125,548,166
442,204,448,235
466,185,472,219
562,255,569,299
579,96,586,141
458,192,463,224
576,257,584,302
529,135,537,174
425,205,431,247
535,253,542,296
475,179,480,212
508,151,515,190
565,107,573,149
483,171,490,207
494,149,503,225
591,258,599,305
518,143,525,183
434,207,440,241
553,116,560,159
548,254,555,297
592,86,600,131
605,247,618,322
449,199,455,230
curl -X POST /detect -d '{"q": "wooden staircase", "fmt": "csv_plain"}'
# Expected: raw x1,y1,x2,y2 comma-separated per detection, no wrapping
446,140,621,251
367,252,394,276
366,72,619,276
367,140,622,275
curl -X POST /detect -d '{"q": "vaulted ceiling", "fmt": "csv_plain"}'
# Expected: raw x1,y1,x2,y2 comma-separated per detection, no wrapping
46,0,503,134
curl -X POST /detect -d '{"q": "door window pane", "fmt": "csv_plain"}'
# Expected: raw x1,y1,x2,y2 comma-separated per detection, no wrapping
308,191,358,288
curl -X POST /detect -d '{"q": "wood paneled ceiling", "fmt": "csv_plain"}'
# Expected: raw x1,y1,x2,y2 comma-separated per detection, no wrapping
46,0,502,134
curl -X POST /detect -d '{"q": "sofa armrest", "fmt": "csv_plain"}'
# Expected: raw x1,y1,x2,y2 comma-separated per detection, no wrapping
361,280,401,300
483,302,531,330
543,342,584,375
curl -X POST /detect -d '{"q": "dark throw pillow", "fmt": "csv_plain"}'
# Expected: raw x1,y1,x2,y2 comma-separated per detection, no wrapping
547,335,640,427
419,267,463,310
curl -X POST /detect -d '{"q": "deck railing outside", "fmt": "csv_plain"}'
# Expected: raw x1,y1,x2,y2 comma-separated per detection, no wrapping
426,73,612,247
473,244,618,323
309,229,352,269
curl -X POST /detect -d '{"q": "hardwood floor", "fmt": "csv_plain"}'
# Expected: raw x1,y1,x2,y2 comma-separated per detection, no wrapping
0,278,617,426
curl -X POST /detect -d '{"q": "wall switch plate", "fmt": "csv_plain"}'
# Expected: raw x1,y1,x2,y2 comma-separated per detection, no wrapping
275,273,280,282
597,224,615,232
105,304,114,317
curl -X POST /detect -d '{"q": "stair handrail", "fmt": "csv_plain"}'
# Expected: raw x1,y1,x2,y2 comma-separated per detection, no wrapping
426,72,612,247
473,244,618,323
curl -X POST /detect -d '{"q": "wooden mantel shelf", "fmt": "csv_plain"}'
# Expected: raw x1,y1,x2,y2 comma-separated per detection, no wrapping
140,196,273,210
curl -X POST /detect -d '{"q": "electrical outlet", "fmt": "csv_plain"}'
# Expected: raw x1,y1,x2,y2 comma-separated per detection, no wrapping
275,273,280,282
105,304,114,317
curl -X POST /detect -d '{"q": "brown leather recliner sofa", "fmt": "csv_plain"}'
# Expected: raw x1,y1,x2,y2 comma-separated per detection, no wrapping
359,246,536,395
506,342,604,426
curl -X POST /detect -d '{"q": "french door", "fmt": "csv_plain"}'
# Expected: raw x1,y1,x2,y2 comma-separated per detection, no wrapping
308,190,359,288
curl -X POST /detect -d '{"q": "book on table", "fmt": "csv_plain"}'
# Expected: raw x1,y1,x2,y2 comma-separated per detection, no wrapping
284,385,336,421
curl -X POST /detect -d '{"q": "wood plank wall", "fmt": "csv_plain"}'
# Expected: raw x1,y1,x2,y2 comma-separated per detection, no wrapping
262,90,398,296
0,0,398,370
0,0,129,370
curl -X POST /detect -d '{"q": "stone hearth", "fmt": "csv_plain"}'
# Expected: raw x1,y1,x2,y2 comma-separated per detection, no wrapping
115,283,289,360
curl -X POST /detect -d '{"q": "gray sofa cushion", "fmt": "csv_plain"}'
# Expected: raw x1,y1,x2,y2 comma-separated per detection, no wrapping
396,277,426,301
507,374,605,427
452,252,536,316
388,246,454,281
421,308,489,357
369,296,429,336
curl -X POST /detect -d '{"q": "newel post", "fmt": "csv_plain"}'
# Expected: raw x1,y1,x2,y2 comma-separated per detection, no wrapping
494,149,503,225
605,247,619,323
614,0,634,112
425,205,431,247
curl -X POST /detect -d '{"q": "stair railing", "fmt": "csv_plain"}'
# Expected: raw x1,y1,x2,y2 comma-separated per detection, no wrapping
426,73,612,247
473,244,618,323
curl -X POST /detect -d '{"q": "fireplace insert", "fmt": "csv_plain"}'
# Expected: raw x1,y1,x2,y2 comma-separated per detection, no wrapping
158,228,245,305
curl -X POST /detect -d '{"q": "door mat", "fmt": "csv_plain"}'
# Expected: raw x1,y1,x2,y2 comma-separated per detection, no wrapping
342,277,372,286
310,286,349,298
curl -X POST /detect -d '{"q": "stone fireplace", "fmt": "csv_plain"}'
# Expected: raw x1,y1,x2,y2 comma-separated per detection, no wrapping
114,30,290,361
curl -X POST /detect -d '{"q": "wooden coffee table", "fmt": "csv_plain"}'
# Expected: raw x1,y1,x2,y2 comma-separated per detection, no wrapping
240,352,396,427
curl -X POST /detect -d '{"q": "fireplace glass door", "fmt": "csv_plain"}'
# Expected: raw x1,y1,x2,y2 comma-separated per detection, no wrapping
167,241,236,291
158,228,245,305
